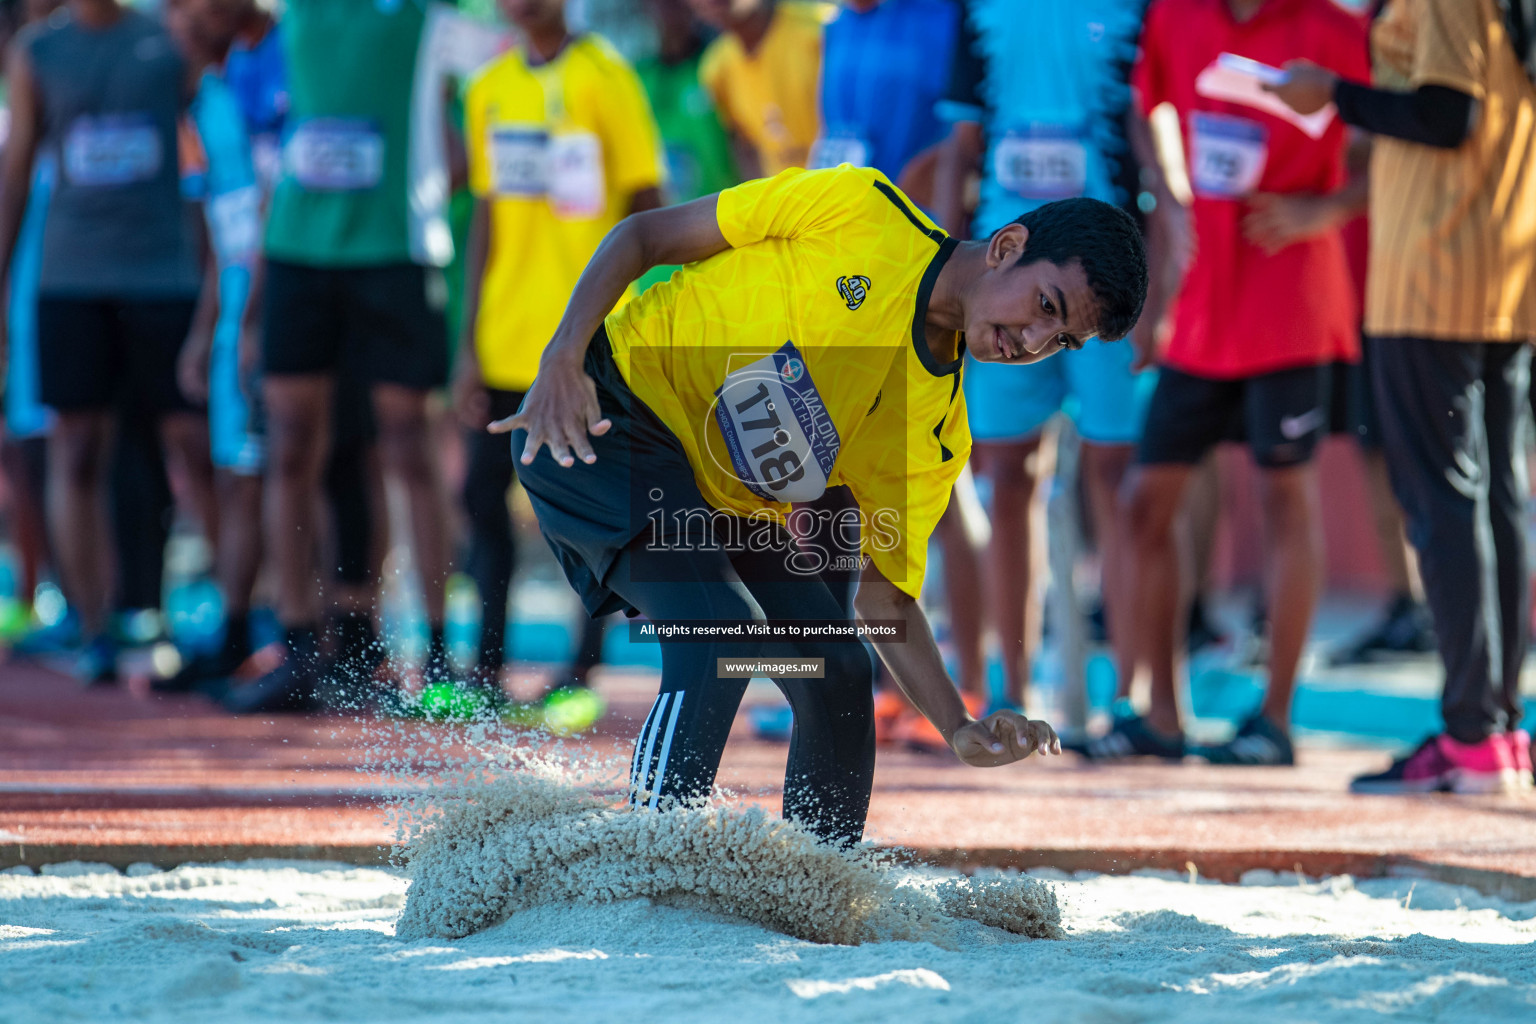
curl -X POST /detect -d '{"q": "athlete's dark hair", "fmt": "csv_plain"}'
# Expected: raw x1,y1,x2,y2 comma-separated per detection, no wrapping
1005,197,1148,343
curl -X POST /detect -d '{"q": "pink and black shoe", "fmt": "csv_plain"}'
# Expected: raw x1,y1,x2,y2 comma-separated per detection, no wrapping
1506,730,1533,791
1351,732,1522,795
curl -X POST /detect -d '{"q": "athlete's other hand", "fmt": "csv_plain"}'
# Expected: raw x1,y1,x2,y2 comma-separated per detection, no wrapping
1263,60,1337,116
488,351,612,466
951,711,1061,767
1242,192,1338,255
177,325,213,404
452,349,490,429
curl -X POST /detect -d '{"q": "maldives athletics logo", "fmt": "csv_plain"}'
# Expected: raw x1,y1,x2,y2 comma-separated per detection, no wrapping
836,274,871,311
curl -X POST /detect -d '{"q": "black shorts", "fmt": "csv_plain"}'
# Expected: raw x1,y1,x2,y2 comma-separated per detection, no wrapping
262,261,448,390
37,296,198,413
1138,363,1332,469
514,328,721,618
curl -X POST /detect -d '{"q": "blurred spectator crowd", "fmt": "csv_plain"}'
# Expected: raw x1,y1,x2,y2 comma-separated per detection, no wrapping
0,0,1532,793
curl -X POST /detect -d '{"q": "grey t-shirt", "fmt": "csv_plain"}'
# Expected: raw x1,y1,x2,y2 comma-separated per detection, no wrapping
25,7,200,297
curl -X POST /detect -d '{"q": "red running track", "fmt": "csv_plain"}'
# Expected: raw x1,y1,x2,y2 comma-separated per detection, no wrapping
2,659,1533,897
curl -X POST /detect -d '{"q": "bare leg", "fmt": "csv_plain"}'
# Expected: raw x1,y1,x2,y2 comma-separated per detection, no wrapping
0,438,50,602
1362,448,1421,601
159,411,219,549
1079,442,1138,696
934,493,986,698
372,383,450,628
1123,463,1195,738
975,433,1055,709
1255,464,1323,730
263,374,332,630
213,470,263,626
46,411,115,637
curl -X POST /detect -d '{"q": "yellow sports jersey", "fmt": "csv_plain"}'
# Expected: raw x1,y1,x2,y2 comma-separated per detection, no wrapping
606,166,971,597
466,35,665,391
699,1,826,175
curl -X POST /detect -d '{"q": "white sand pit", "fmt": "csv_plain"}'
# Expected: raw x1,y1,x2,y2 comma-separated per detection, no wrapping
2,856,1534,1022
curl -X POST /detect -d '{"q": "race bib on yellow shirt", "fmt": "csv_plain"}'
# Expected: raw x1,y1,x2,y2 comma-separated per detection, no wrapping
809,132,871,170
994,126,1087,200
712,341,841,503
63,115,161,186
488,125,547,196
286,119,384,191
1189,112,1268,199
547,131,605,219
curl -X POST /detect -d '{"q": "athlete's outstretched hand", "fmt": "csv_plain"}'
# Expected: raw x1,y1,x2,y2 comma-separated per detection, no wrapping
488,351,612,467
950,711,1061,768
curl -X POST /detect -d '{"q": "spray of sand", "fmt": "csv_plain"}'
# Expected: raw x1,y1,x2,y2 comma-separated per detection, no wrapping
393,747,1061,946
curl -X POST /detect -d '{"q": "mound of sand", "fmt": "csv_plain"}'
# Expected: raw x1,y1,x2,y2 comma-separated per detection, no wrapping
395,768,1061,945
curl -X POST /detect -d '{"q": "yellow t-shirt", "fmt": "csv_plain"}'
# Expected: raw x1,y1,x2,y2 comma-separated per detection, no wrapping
466,35,666,390
605,166,971,597
699,1,826,175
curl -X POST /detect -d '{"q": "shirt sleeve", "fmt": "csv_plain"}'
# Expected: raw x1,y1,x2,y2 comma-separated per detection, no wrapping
935,1,985,125
1413,0,1490,99
464,72,493,198
714,165,872,248
1131,0,1171,115
596,54,667,198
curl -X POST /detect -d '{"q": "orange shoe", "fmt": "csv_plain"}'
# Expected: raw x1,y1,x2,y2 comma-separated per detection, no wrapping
893,693,986,752
873,689,911,745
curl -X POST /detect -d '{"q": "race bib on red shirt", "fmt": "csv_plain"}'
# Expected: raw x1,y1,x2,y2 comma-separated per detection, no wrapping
712,341,840,503
1189,112,1268,199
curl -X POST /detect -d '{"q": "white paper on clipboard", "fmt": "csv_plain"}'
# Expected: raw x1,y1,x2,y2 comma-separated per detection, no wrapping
1195,53,1337,140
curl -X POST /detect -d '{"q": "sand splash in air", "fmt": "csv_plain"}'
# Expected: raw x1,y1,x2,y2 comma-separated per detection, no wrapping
392,749,1061,946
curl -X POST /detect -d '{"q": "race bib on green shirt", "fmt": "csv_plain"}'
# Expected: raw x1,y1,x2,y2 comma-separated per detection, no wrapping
286,118,385,191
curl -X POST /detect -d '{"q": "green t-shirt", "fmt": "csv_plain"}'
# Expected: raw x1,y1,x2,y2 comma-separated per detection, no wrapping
633,48,738,291
263,0,426,266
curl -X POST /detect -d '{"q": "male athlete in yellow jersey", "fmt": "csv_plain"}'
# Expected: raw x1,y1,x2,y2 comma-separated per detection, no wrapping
491,165,1146,845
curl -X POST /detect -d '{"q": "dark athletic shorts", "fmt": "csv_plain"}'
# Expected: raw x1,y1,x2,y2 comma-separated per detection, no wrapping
513,328,724,618
1138,362,1332,469
37,296,198,413
262,261,448,390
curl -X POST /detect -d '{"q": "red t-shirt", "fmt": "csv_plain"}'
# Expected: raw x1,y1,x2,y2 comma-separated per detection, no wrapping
1134,0,1370,378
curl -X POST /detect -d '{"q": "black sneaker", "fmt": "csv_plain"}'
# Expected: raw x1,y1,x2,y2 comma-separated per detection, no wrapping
1192,713,1295,766
221,655,319,714
154,646,244,693
1067,705,1186,760
73,634,119,687
1186,598,1226,655
1330,594,1435,666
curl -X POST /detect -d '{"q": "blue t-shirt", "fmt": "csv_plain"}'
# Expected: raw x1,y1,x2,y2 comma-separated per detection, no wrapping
816,0,960,180
222,23,288,193
941,0,1147,235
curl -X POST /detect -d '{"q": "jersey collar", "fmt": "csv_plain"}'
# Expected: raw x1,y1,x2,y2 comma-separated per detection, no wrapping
912,236,965,377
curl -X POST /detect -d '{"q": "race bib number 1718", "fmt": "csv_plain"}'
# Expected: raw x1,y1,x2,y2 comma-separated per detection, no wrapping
713,342,840,503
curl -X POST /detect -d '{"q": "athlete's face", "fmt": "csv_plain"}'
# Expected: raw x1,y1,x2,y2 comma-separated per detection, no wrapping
165,0,241,59
964,225,1100,365
500,0,566,34
685,0,764,30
